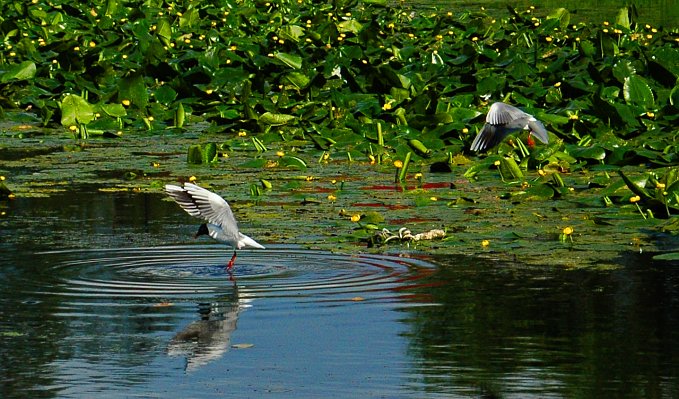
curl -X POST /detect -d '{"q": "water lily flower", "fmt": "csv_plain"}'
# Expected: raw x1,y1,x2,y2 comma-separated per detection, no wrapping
394,160,403,169
481,239,490,247
328,194,337,202
351,214,361,222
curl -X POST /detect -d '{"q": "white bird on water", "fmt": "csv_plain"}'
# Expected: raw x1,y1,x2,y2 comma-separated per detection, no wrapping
470,102,549,152
165,182,265,270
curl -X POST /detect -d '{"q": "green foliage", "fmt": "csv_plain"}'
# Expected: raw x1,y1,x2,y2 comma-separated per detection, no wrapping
3,0,679,223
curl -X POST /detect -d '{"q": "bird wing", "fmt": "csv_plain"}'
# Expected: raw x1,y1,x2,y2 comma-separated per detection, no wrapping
527,118,549,144
486,102,530,125
470,123,505,152
165,183,240,236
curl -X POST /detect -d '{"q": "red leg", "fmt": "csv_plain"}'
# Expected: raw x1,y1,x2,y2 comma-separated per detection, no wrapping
226,251,237,271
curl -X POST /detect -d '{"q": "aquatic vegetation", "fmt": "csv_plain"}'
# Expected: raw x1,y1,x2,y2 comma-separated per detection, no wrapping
1,1,679,264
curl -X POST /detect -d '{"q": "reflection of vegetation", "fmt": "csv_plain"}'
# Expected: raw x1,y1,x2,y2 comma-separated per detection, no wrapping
2,1,679,260
402,256,679,397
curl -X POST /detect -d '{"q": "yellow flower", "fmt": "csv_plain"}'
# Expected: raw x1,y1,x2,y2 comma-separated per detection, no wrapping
630,195,641,203
238,131,247,137
327,194,337,202
122,99,131,106
430,196,438,201
414,173,423,179
0,176,4,181
562,226,573,236
656,183,666,189
462,127,469,134
545,36,553,43
569,114,579,120
331,179,337,184
351,214,361,222
646,112,655,118
68,125,78,132
481,239,490,247
276,151,285,157
151,162,160,168
538,169,547,177
553,81,561,87
393,160,403,169
89,41,96,48
189,175,197,182
305,176,314,181
382,102,392,111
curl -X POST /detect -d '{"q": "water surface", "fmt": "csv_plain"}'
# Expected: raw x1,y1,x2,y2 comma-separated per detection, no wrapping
1,192,678,398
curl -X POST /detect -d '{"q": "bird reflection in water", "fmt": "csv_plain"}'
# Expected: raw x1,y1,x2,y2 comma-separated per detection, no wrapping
167,285,250,372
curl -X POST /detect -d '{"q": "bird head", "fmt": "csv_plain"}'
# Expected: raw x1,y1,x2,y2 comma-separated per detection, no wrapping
195,223,210,239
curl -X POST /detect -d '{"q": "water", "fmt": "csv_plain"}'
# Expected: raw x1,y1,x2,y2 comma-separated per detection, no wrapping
2,192,679,398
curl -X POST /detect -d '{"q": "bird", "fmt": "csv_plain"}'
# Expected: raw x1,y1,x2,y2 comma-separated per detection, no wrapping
165,182,264,270
470,102,549,152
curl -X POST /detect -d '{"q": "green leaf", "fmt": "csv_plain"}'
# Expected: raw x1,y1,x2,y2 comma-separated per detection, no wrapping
60,94,95,126
616,7,631,29
499,157,524,181
259,112,295,126
623,75,654,108
546,8,570,29
203,142,218,163
0,61,36,83
337,20,363,34
282,72,311,90
274,52,302,69
119,74,149,108
154,85,177,104
99,103,127,118
187,144,203,165
279,156,308,169
652,252,679,260
156,18,172,47
618,170,652,200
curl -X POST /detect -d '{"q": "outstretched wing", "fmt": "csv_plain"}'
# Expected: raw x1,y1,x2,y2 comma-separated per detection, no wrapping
165,183,239,237
527,119,549,144
486,102,530,125
470,123,506,152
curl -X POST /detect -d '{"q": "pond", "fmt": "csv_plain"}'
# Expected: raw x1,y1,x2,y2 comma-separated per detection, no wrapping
2,189,679,398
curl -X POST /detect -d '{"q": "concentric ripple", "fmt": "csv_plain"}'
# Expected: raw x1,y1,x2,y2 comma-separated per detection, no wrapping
33,245,438,303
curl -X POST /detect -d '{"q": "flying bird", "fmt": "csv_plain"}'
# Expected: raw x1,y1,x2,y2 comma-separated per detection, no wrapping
470,102,549,152
165,182,264,270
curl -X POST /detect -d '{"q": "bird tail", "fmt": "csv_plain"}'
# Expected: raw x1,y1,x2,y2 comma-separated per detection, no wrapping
238,233,265,249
